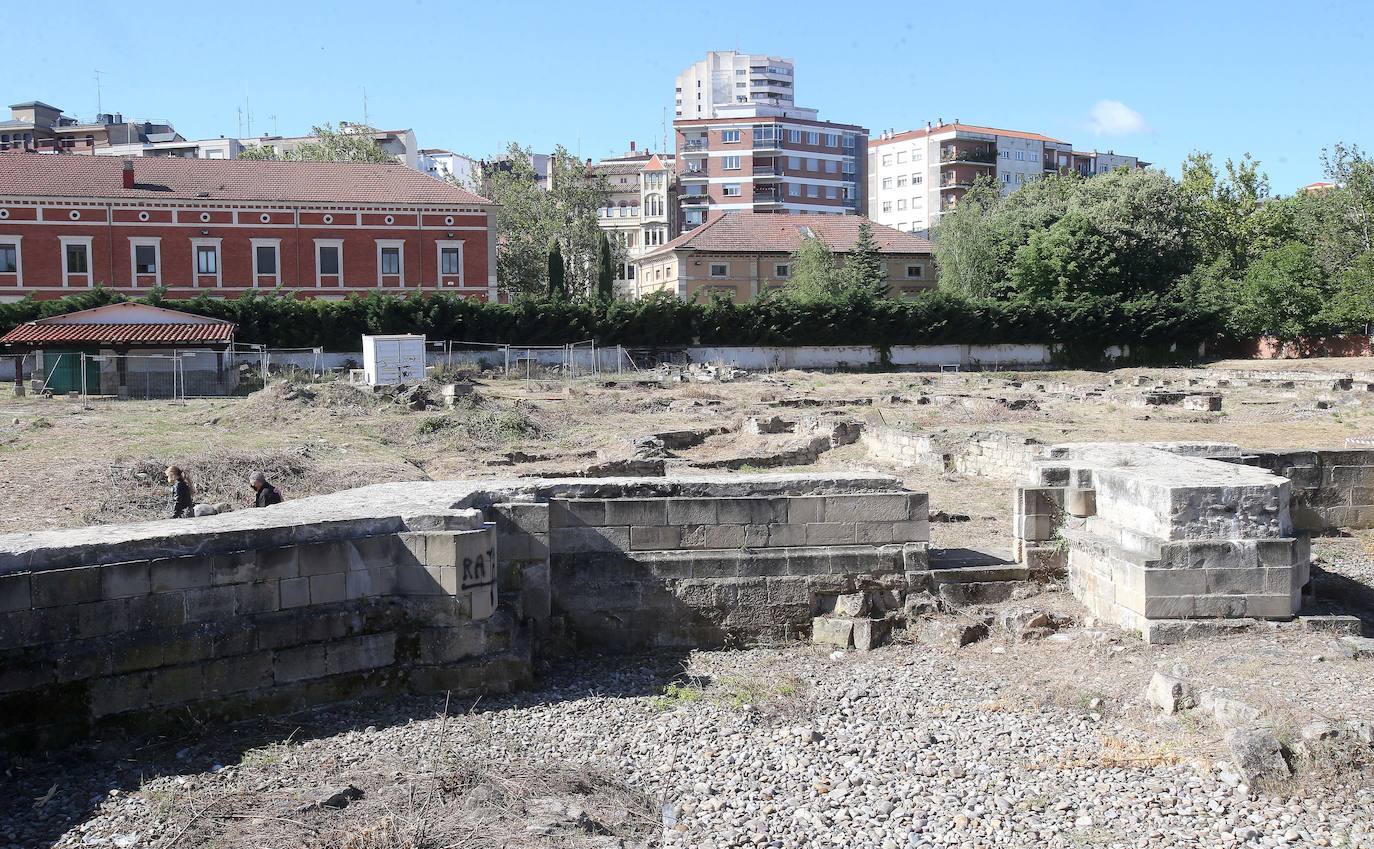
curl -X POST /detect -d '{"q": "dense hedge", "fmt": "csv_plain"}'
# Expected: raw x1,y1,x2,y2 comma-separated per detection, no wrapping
0,288,1225,354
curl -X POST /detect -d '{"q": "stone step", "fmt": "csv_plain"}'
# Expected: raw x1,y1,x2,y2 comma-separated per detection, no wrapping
936,580,1036,607
928,564,1029,584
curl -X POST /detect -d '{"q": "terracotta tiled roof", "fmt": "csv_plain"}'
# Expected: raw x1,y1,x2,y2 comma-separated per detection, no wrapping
0,152,491,205
870,123,1069,148
1,322,236,346
643,154,668,172
644,212,934,260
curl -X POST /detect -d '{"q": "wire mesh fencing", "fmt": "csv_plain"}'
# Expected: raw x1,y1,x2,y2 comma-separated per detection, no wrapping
73,350,239,402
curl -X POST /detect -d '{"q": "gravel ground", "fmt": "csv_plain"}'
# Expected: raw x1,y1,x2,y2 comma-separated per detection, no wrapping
9,619,1374,849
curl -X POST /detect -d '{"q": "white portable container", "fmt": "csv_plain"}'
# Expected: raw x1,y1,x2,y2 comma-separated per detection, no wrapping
361,334,427,385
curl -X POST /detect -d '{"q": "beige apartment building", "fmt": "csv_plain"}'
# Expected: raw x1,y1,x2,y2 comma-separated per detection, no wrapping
675,51,795,120
867,120,1147,234
636,212,935,302
588,144,678,296
675,104,868,230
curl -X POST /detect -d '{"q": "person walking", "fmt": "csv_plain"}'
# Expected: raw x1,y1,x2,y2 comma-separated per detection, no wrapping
249,472,283,507
166,466,194,519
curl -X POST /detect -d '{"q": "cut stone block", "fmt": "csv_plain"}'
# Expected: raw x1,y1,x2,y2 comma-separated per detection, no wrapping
1146,671,1195,715
1064,488,1096,518
812,616,853,648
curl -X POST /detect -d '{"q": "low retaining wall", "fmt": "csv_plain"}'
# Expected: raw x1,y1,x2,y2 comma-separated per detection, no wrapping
0,472,926,749
1242,449,1374,531
862,418,1043,481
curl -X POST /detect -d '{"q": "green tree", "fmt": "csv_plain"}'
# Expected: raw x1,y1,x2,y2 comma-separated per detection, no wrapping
596,232,615,300
844,221,889,297
479,143,612,297
931,176,1006,298
787,235,843,302
1227,242,1328,339
547,239,566,299
1314,142,1374,275
238,123,392,163
1009,212,1119,300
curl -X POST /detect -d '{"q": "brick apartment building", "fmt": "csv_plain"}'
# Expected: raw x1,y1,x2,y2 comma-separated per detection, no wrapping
0,153,497,301
636,211,935,301
675,104,868,231
867,120,1147,234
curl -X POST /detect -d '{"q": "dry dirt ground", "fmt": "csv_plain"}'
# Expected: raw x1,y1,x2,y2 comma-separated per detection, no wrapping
5,364,1374,848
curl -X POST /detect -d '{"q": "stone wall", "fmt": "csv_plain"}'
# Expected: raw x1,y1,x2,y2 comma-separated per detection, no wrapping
862,418,1043,481
0,510,524,752
1015,444,1309,643
484,476,930,650
1241,449,1374,531
0,473,925,749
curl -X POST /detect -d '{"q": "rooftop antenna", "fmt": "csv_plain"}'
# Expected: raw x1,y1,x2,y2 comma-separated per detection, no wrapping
93,69,105,116
363,88,369,127
245,96,252,137
236,106,242,138
269,114,278,135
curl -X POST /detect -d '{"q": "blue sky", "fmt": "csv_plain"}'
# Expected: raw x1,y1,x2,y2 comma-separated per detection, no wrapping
3,0,1368,192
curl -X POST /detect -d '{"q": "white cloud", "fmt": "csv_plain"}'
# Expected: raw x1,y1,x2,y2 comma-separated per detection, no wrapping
1088,100,1149,136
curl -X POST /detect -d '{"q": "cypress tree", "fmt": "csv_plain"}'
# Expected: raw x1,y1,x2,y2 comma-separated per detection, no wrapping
547,239,565,299
596,232,615,300
846,221,889,297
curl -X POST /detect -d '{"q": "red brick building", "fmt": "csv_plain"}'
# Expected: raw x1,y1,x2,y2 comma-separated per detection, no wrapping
0,153,497,301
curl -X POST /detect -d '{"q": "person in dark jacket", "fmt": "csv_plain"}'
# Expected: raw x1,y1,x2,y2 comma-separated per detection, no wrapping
165,466,194,519
250,472,283,507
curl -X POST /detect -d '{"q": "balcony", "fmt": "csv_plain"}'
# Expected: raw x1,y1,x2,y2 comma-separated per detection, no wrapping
683,139,708,152
753,188,782,204
940,146,997,165
752,137,782,151
681,194,710,205
752,165,781,179
939,176,975,190
679,170,709,182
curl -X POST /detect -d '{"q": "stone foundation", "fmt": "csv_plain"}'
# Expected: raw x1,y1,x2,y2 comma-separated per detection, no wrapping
0,472,928,749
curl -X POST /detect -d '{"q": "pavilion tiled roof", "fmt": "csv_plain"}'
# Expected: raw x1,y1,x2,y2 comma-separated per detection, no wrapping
644,212,934,260
1,322,236,346
0,152,491,205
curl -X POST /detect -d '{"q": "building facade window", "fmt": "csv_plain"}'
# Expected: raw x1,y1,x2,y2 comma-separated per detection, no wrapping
723,184,741,196
788,129,801,143
0,238,20,283
897,151,907,163
825,160,837,173
824,133,838,147
709,263,728,277
906,265,924,279
130,237,161,285
807,185,819,198
196,245,218,274
881,154,893,166
315,239,344,286
775,263,790,278
897,199,907,210
806,131,819,145
882,201,892,213
721,129,740,143
897,176,908,187
723,155,740,170
380,246,401,276
882,178,893,189
437,240,465,286
59,236,94,286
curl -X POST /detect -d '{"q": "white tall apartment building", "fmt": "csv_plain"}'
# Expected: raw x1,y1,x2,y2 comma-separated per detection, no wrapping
867,120,1146,234
675,51,795,120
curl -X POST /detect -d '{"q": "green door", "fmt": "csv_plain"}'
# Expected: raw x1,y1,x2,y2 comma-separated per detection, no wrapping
42,349,100,394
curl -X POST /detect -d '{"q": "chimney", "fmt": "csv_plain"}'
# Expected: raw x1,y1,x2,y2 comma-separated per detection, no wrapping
926,121,932,130
121,159,134,189
937,118,943,127
630,140,636,152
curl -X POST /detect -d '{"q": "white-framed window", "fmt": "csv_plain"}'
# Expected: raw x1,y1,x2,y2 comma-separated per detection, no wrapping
897,222,907,231
825,160,838,173
723,183,742,196
723,155,741,170
897,176,908,187
314,238,344,287
788,183,800,197
882,201,892,213
191,238,222,287
881,154,893,166
897,199,907,210
250,238,281,286
1015,150,1025,160
807,158,817,171
1000,150,1010,158
882,178,893,190
788,129,802,143
376,239,404,286
0,236,22,284
1029,152,1039,162
807,184,819,198
721,129,741,143
436,239,464,285
709,263,728,278
913,151,923,162
59,235,94,287
906,265,924,279
129,237,161,285
843,159,856,175
826,186,838,199
775,263,790,278
806,131,819,145
896,151,908,164
843,134,856,149
824,133,838,147
914,174,923,184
